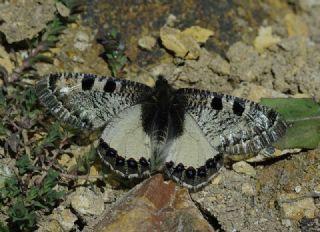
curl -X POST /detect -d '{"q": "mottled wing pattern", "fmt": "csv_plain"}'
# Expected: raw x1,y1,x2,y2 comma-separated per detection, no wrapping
36,73,152,130
176,88,287,156
36,73,153,180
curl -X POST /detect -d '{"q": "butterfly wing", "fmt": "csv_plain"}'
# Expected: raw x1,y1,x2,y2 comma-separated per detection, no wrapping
36,73,153,179
163,88,287,190
36,73,152,130
97,104,152,179
176,88,288,156
163,114,224,190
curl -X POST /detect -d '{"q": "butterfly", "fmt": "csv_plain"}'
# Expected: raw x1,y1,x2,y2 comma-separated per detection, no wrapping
36,73,287,190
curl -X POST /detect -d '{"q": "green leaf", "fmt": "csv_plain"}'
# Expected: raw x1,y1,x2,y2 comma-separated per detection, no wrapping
0,177,20,200
0,222,9,232
0,122,6,135
26,186,39,202
8,199,37,231
37,122,63,152
41,169,60,194
16,154,34,175
261,98,320,149
76,145,96,174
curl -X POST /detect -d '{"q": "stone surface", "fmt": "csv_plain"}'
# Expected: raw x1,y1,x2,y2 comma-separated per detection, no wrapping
50,207,77,231
284,13,309,37
160,26,201,59
0,45,14,74
192,149,320,232
278,194,317,220
138,36,156,51
227,41,270,83
37,219,64,232
0,0,56,43
69,187,105,216
254,26,281,53
88,174,215,232
73,30,93,51
231,83,287,102
182,26,214,43
232,161,256,177
0,158,15,189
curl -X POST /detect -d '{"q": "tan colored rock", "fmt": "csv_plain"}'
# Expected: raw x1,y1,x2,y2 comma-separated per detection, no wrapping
138,36,156,51
89,174,215,232
241,182,256,196
182,26,214,43
208,55,230,75
254,26,281,53
278,194,317,220
284,13,309,37
56,2,70,17
0,0,56,43
0,45,14,74
70,187,104,216
51,207,77,231
160,26,201,59
37,220,64,232
232,161,256,177
232,83,287,102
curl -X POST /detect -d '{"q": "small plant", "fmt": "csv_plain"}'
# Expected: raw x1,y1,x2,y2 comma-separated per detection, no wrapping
97,29,128,76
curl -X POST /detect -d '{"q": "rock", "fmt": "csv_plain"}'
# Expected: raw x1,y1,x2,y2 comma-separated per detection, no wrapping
253,26,281,53
74,31,92,51
227,42,270,82
278,194,317,220
232,161,256,177
69,187,104,216
165,14,178,27
56,2,70,17
231,83,287,102
37,220,64,232
284,13,309,37
182,26,214,43
50,207,77,231
298,0,320,11
0,45,14,74
162,26,201,59
160,26,201,59
241,182,256,196
208,55,230,75
89,174,215,232
0,0,56,43
173,49,233,93
0,158,15,188
138,36,156,51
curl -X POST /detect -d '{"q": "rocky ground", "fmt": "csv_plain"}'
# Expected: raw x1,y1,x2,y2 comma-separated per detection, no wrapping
0,0,319,231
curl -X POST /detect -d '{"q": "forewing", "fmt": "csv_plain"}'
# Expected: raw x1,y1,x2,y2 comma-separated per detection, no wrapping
36,73,151,130
176,88,288,156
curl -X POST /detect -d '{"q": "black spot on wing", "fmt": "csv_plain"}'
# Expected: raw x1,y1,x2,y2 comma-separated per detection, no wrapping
49,73,59,90
174,163,184,173
115,156,125,166
81,75,95,90
139,157,149,167
104,79,116,92
211,96,223,110
127,158,138,169
197,166,207,177
106,148,117,157
233,100,245,116
185,167,196,178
